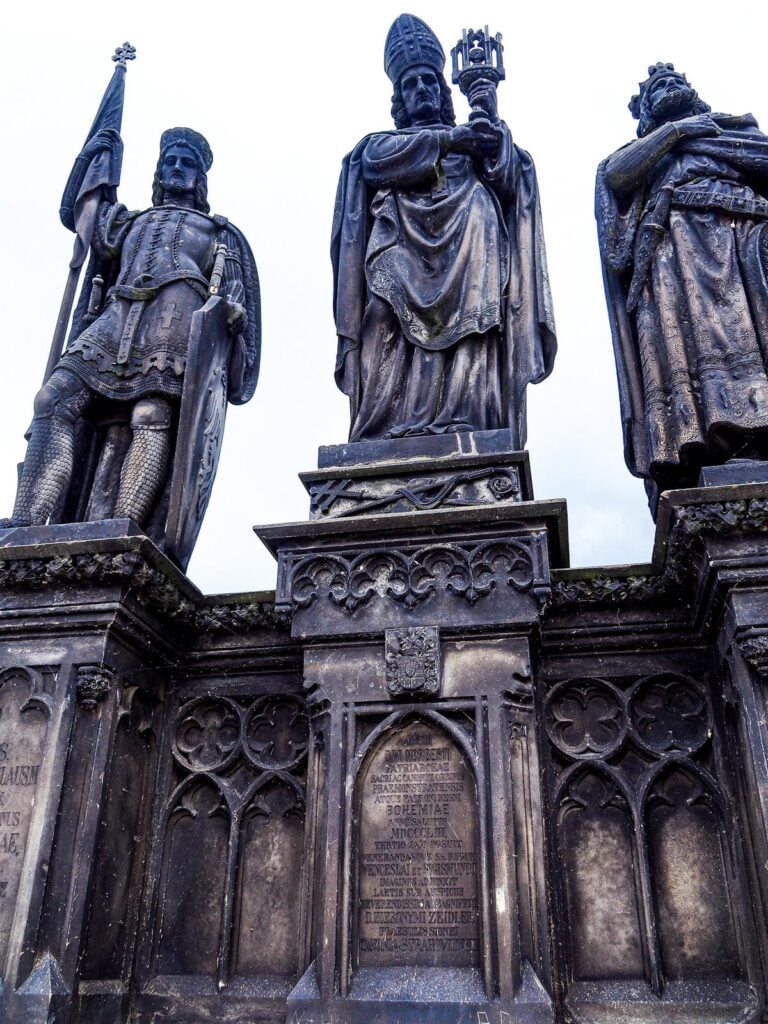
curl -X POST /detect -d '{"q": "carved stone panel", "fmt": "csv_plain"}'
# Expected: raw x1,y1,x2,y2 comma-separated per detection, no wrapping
305,464,522,519
385,627,441,698
0,668,49,964
545,673,749,997
356,719,479,968
153,692,308,986
82,686,155,980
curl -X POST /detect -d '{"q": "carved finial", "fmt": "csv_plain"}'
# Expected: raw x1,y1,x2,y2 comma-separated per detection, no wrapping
112,42,137,67
76,665,115,711
451,27,505,86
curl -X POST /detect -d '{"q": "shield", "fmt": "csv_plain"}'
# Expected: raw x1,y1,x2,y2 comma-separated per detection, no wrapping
165,295,230,570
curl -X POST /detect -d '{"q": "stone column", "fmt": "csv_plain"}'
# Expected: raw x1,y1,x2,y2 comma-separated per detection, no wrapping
0,522,186,1024
258,439,568,1024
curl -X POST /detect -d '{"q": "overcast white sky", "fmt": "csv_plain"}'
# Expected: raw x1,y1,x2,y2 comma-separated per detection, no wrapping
0,0,764,596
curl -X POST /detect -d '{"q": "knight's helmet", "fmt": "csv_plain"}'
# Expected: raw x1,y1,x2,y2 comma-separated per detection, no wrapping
384,13,445,84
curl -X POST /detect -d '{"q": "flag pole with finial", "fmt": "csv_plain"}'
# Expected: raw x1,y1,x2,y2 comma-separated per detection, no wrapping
43,42,137,384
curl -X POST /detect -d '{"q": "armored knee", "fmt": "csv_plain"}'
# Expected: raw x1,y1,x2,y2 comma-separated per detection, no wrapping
32,371,89,423
131,397,172,431
33,382,62,419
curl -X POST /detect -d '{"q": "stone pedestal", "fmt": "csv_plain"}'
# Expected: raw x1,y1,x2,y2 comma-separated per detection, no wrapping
302,429,533,519
0,520,303,1024
256,433,566,1023
3,451,768,1023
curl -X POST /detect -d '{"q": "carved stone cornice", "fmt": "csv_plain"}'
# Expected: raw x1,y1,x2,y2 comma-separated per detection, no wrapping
0,549,287,635
674,497,768,536
193,600,289,634
551,495,768,611
551,571,666,608
0,550,197,620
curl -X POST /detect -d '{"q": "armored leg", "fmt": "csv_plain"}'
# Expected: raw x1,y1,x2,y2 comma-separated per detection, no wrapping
7,370,92,526
114,396,172,526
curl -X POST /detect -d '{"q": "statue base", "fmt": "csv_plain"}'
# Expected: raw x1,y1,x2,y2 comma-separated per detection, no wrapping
0,471,767,1023
302,429,532,519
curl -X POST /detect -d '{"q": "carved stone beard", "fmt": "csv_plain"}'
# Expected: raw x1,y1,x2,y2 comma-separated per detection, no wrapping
651,82,698,124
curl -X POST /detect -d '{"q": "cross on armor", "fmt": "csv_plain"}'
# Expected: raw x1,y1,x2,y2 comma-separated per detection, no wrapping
158,301,182,332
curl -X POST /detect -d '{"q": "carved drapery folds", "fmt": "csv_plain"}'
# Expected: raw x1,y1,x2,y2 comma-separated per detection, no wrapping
544,673,750,1004
152,693,309,986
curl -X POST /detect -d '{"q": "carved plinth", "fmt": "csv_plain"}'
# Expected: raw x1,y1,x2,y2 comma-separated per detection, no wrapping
258,500,566,641
0,520,299,1024
255,448,568,1024
303,431,532,520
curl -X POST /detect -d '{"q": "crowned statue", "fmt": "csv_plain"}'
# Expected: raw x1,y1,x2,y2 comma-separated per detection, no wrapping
331,14,556,446
597,63,768,506
2,47,260,568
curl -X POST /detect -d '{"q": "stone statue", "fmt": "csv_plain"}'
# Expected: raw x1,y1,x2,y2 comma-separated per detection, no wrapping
3,48,260,569
597,62,768,504
331,15,556,446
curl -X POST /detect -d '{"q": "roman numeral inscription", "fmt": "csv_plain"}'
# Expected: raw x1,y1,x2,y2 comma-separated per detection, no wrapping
357,720,479,968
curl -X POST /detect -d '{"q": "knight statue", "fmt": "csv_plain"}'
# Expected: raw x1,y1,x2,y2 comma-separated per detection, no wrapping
2,46,260,569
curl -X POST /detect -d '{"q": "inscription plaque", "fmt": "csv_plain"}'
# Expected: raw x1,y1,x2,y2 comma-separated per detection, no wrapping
357,719,479,968
0,670,47,962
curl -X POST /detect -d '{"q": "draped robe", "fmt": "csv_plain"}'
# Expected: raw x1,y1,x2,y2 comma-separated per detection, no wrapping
597,115,768,489
332,122,556,445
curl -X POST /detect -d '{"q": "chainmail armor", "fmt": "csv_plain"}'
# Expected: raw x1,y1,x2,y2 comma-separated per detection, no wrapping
10,372,91,525
114,424,171,525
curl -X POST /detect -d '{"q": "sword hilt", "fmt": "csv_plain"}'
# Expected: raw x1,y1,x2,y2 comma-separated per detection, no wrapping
208,245,227,296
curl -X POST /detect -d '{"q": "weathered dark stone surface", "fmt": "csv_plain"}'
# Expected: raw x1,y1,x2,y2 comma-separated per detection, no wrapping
597,61,768,503
0,521,300,1024
3,38,768,1024
3,51,260,572
356,719,479,967
699,459,768,487
303,452,532,520
2,476,768,1022
332,15,555,447
313,431,532,534
257,499,566,639
318,428,526,468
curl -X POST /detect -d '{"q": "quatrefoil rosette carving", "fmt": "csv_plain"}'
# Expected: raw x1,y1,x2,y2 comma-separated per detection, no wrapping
173,696,241,772
172,694,309,775
628,674,710,755
243,695,309,771
545,673,712,763
544,678,627,759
